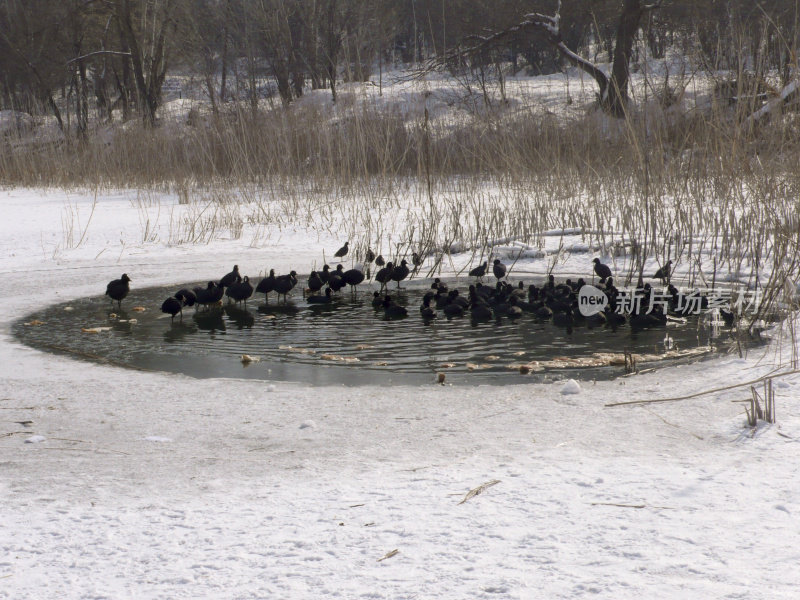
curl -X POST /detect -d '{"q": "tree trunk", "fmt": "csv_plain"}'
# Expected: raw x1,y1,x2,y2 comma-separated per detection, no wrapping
605,0,644,116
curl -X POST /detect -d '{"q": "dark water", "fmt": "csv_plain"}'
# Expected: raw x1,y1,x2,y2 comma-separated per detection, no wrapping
13,278,738,386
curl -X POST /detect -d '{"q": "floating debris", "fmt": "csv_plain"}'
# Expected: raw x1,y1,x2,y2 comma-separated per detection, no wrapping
131,306,147,312
437,372,446,385
484,355,501,361
63,306,74,311
279,345,316,354
24,319,45,326
82,326,112,333
374,361,389,366
466,363,491,371
241,354,260,364
439,362,457,369
320,354,360,363
355,344,375,350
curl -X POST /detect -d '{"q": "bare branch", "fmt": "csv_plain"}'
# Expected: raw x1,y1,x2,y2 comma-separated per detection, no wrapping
66,50,131,65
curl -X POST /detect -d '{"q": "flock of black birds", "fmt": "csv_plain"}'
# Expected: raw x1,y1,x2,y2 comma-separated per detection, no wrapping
103,246,731,330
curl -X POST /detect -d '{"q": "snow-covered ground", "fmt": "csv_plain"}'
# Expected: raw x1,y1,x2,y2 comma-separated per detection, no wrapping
1,187,799,599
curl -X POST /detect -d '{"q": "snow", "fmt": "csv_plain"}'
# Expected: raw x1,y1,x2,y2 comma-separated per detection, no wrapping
560,379,582,395
1,179,800,599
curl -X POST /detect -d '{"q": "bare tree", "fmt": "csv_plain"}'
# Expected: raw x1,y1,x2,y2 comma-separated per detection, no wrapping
114,0,178,126
434,0,662,117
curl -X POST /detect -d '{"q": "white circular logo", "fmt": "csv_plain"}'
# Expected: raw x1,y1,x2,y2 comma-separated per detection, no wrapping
578,285,608,316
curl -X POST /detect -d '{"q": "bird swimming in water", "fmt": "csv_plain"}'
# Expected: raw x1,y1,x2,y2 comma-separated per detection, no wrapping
382,295,408,318
307,287,334,305
105,274,131,309
419,296,436,320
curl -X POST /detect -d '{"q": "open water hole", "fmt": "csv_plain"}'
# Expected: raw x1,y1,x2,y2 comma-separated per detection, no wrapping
13,277,739,386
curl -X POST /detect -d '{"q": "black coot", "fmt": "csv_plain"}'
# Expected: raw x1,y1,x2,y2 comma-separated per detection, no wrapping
105,274,131,308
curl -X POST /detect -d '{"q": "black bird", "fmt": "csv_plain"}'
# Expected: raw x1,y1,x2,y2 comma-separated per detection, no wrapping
161,296,183,321
371,291,383,308
375,254,385,267
342,267,365,293
630,306,667,329
226,275,254,306
391,259,410,288
383,295,408,318
448,289,469,309
412,252,423,273
273,271,298,302
308,270,324,294
504,295,523,318
492,259,507,281
653,260,673,284
553,307,574,328
256,269,276,302
365,248,376,263
720,307,736,327
328,264,346,293
175,288,196,308
219,265,240,288
593,258,612,283
420,296,437,320
318,264,332,284
469,261,487,280
334,241,349,258
470,301,493,321
224,274,241,302
375,262,394,291
308,287,334,305
443,301,465,317
194,281,224,308
431,278,448,293
105,273,131,309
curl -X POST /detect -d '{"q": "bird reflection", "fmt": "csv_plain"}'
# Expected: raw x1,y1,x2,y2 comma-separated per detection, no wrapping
224,304,255,329
193,309,226,332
